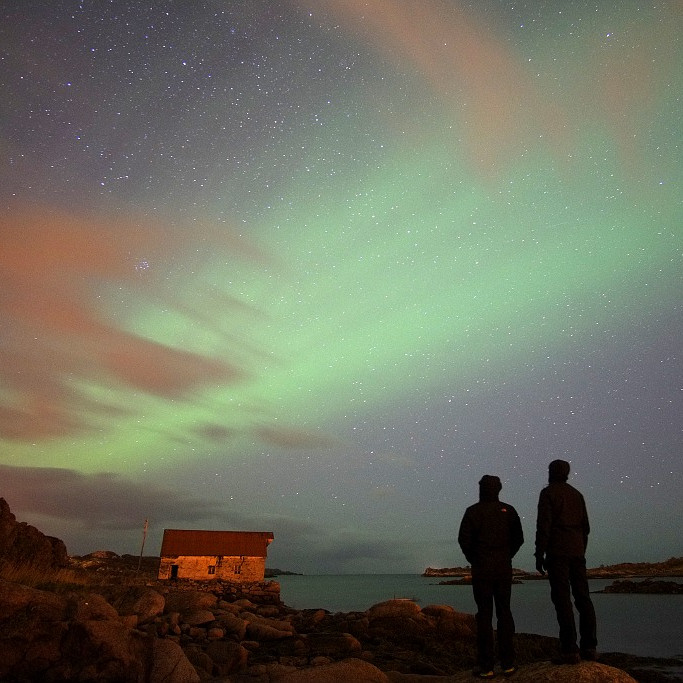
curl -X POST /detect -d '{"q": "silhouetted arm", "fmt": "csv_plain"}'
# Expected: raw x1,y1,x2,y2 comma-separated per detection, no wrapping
457,510,476,565
535,489,552,558
510,507,524,559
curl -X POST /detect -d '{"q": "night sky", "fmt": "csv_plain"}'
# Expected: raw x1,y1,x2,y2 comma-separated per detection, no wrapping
1,1,681,574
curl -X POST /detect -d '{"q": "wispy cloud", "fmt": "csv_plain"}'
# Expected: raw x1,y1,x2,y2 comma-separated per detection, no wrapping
0,464,228,529
0,206,266,441
298,0,675,177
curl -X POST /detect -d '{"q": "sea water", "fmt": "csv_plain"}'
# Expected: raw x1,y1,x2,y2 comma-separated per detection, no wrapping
277,574,683,660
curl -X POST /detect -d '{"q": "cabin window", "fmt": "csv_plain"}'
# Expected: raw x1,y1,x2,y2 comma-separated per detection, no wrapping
208,565,216,575
233,565,241,574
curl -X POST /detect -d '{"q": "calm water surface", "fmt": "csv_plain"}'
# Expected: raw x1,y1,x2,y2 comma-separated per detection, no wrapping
277,574,683,660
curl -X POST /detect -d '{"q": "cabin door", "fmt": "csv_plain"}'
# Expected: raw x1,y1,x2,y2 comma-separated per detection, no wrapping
170,565,179,579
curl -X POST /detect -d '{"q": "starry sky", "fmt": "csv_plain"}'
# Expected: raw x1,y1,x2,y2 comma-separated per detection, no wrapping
1,1,681,574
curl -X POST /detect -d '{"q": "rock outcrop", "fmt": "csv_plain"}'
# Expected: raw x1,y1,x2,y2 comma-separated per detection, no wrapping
0,497,68,571
0,578,190,682
0,583,645,682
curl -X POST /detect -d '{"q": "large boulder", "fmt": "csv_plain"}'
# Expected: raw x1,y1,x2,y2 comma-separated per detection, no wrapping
422,603,476,638
118,587,166,624
183,608,218,626
268,657,390,682
0,579,70,679
57,619,151,681
216,611,249,640
385,660,638,682
367,600,432,645
150,638,201,683
368,599,423,619
0,577,69,621
96,585,166,625
304,632,363,659
0,579,152,682
164,590,218,613
204,639,249,676
69,592,120,621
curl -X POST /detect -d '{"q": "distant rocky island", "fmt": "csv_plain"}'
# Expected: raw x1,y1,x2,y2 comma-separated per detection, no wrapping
597,579,683,594
423,557,683,580
264,567,302,577
585,558,683,578
423,566,472,578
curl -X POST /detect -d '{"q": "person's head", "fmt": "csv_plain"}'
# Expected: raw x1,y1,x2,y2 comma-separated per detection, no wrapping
548,459,571,483
479,474,502,501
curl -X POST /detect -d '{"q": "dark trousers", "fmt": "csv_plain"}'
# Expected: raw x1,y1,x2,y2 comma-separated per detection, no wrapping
547,555,597,654
472,573,515,670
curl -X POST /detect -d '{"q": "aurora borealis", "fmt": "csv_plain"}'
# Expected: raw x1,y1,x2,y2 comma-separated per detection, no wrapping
1,1,681,573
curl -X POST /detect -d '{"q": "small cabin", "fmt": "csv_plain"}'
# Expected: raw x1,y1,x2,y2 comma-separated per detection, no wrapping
158,529,274,582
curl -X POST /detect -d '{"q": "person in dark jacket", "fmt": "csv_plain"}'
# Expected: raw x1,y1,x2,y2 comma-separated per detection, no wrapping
535,459,597,664
458,475,524,679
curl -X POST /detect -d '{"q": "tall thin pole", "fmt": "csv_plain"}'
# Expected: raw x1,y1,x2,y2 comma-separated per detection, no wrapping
137,518,148,572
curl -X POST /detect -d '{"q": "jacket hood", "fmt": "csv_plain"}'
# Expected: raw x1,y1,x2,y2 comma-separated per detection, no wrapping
548,459,571,482
479,475,502,501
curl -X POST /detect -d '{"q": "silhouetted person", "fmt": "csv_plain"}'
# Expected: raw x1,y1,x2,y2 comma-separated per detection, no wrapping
535,459,597,664
458,475,524,679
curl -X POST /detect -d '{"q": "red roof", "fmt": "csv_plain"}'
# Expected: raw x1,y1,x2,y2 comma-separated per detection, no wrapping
160,529,274,558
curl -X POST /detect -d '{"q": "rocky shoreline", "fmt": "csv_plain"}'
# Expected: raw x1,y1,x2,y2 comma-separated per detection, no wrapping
4,576,683,682
2,500,682,682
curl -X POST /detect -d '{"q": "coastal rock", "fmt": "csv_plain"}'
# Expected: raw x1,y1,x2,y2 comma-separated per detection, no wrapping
368,599,423,619
0,577,204,681
0,497,68,571
493,660,638,682
150,638,201,682
422,603,476,638
246,620,294,640
70,591,121,621
204,640,249,676
385,661,638,682
164,589,219,613
243,610,296,633
367,599,442,650
0,572,660,682
60,618,151,681
304,631,363,658
0,580,70,679
216,612,249,639
267,657,390,682
130,587,166,623
0,576,69,621
184,608,218,626
99,585,166,624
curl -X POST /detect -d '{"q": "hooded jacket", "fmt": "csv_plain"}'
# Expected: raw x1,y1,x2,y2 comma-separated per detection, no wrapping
458,476,524,577
535,479,590,559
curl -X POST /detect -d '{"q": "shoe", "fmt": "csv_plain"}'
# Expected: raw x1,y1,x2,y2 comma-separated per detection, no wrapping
551,652,581,665
581,649,598,661
502,665,517,677
475,671,495,679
